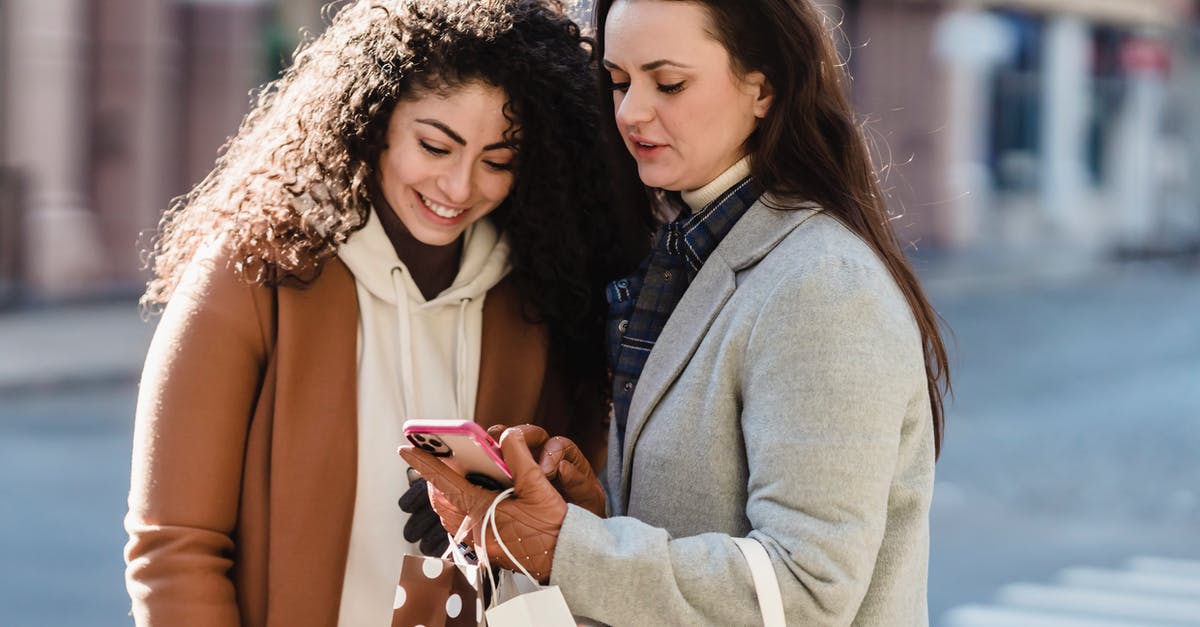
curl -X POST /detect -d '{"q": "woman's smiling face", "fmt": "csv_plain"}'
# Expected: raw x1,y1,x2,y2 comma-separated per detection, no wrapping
377,81,517,246
603,0,772,192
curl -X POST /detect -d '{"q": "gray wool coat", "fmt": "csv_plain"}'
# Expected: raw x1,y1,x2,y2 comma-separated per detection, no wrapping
551,198,935,626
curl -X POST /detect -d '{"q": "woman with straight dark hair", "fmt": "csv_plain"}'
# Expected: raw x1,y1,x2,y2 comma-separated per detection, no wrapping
404,0,952,624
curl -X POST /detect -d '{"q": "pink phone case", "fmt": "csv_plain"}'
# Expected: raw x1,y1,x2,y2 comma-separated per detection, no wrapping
402,419,512,489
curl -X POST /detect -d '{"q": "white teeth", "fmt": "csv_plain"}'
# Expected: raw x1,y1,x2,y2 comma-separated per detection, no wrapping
419,193,467,219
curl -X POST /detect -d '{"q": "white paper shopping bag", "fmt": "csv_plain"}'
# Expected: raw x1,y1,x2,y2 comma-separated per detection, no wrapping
476,489,576,627
493,569,540,605
485,585,575,626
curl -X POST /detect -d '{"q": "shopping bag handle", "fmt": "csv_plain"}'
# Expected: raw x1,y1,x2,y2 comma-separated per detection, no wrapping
732,537,786,627
480,488,542,587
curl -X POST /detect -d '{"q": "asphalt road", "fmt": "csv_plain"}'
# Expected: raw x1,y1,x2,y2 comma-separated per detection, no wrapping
0,261,1197,626
1,382,136,627
926,262,1200,623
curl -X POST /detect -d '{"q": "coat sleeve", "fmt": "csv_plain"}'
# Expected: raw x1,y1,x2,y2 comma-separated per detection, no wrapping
124,251,272,626
550,256,928,626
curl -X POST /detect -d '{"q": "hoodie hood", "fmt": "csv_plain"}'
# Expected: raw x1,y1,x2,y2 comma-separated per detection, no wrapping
337,207,511,308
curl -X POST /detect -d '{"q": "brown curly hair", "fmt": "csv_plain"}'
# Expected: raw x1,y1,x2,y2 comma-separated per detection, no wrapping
144,0,641,384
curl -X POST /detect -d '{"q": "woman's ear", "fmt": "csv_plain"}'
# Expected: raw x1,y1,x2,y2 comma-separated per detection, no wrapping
745,71,774,119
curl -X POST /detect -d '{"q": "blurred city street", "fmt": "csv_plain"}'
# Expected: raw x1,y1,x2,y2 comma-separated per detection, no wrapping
1,258,1197,626
4,0,1200,625
922,259,1200,624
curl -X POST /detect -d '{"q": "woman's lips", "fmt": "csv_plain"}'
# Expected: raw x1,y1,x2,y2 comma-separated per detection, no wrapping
629,135,667,159
413,189,469,224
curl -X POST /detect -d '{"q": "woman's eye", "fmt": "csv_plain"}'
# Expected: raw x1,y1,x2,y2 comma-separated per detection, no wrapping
609,78,630,93
484,160,513,172
419,140,449,156
658,81,685,94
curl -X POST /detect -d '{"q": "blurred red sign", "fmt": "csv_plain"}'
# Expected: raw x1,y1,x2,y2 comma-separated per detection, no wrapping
1121,38,1171,75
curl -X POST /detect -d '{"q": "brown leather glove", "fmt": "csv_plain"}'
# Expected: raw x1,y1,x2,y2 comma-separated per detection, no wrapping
400,428,567,583
402,424,603,558
486,424,606,517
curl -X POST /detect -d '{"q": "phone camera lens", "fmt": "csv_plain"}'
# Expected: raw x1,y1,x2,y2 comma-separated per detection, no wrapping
411,434,427,443
419,443,436,452
427,438,443,448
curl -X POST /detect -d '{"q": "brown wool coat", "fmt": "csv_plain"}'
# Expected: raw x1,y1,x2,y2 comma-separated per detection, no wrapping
124,250,606,626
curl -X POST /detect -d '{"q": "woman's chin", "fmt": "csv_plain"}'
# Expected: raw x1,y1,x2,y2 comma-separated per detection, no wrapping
635,166,680,191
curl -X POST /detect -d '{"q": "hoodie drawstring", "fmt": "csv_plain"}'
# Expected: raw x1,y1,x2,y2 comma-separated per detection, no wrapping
391,266,473,421
391,268,418,421
456,297,471,419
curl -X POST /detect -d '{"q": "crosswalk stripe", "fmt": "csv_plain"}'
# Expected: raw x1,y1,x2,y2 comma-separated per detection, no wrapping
940,556,1200,626
996,582,1200,623
942,604,1182,627
1057,566,1200,598
1129,556,1200,581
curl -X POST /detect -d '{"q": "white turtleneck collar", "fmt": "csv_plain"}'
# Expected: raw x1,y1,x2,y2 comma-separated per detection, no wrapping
680,156,752,213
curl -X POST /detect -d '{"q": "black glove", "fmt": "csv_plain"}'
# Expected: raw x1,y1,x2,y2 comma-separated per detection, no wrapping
399,476,451,557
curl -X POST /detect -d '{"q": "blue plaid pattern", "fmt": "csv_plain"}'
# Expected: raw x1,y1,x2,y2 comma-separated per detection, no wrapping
607,176,762,446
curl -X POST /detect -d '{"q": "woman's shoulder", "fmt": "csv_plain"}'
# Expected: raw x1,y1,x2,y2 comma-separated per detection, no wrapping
741,204,918,334
750,205,894,288
172,239,355,307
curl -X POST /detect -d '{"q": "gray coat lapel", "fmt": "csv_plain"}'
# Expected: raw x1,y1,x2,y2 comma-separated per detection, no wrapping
616,253,736,509
616,197,822,510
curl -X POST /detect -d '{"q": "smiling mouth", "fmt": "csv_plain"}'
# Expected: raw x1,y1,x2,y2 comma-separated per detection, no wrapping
418,192,468,219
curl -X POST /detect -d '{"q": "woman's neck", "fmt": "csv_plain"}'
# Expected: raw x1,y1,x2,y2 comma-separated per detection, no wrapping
680,156,753,213
370,183,463,300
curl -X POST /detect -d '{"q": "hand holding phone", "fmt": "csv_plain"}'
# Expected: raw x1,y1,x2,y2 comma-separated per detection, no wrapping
401,419,512,489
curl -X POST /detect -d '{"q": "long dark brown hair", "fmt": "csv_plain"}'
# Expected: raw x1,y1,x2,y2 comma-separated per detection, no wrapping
592,0,951,456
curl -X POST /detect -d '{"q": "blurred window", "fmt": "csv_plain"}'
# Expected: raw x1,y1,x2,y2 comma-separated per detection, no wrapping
1088,26,1132,184
988,10,1043,193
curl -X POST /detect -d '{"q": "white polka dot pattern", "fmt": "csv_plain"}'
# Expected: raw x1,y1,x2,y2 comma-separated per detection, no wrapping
445,593,462,618
422,559,444,578
393,554,482,627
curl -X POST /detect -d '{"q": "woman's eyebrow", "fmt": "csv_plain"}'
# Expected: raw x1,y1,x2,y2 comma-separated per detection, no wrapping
482,139,517,151
640,59,690,71
417,118,512,152
602,59,691,71
416,119,465,145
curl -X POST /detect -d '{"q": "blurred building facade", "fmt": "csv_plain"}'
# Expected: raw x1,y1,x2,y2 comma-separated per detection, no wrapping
844,0,1200,259
1,0,1198,304
0,0,322,303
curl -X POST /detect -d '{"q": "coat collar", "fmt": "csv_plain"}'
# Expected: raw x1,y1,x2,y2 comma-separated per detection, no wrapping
614,197,822,512
713,194,821,271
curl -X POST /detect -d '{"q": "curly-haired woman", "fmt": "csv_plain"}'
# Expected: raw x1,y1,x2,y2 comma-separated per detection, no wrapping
123,1,638,624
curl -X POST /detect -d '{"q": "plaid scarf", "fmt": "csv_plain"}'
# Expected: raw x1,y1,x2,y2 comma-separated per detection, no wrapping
606,176,762,447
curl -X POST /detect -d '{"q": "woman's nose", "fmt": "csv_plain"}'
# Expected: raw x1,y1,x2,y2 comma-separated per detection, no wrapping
438,159,474,205
614,84,654,129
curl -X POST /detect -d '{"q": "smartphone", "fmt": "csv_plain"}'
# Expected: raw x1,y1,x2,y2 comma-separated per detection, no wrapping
402,419,512,490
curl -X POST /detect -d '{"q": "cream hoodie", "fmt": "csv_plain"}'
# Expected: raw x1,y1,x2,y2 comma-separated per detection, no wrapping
335,208,511,626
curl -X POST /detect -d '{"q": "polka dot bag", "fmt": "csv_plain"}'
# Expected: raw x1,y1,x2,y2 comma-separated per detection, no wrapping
392,552,485,627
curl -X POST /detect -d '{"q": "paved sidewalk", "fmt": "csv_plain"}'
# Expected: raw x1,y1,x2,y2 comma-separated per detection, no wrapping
0,248,1191,397
0,299,155,394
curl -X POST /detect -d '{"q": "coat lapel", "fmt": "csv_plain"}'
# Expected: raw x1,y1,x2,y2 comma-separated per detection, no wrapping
268,259,361,625
617,254,734,509
616,199,822,510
